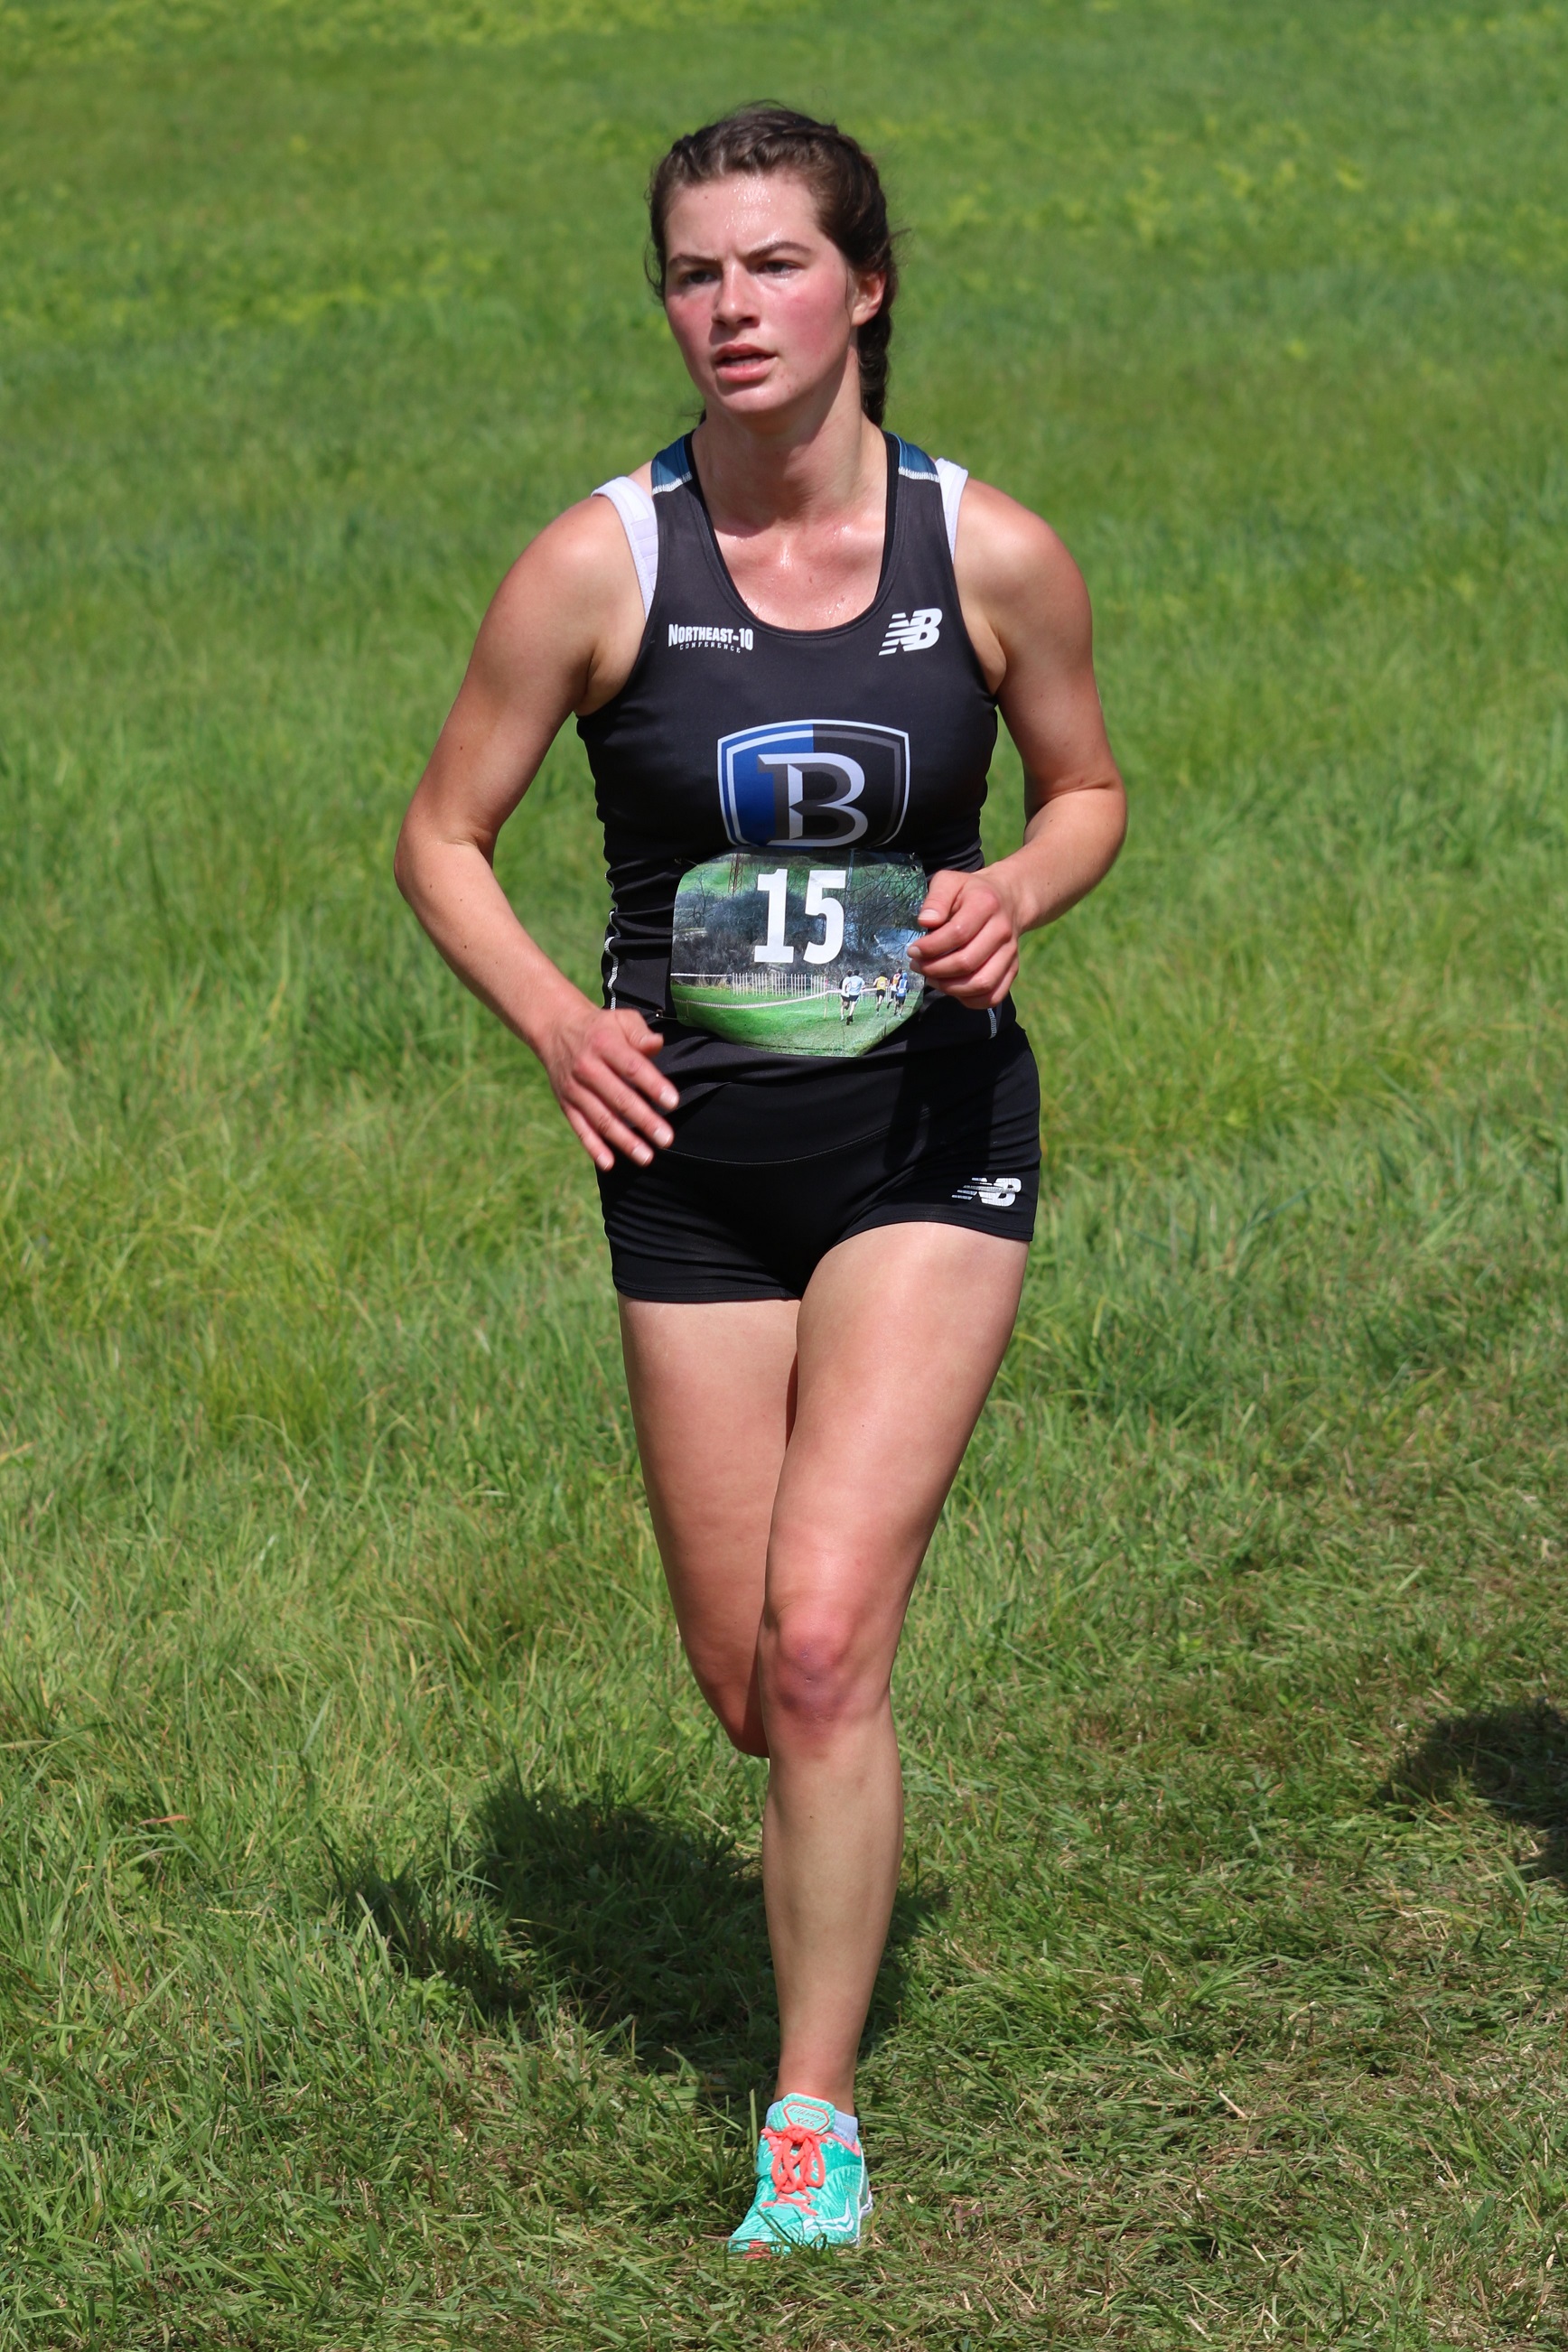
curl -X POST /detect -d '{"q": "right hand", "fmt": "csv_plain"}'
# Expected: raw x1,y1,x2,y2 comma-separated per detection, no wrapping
541,1003,679,1171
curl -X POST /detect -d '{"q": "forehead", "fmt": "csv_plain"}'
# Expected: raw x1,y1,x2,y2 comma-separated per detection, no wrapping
662,171,826,255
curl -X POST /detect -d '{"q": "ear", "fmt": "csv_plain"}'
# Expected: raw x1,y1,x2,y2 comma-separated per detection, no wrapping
848,269,886,330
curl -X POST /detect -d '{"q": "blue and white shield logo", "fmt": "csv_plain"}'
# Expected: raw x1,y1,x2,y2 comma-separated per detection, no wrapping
717,719,911,849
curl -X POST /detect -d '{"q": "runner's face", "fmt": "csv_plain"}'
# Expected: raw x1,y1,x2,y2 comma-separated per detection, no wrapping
661,174,883,424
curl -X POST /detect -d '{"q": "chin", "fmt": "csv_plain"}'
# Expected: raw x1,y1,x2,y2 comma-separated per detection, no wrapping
708,372,786,405
705,379,817,431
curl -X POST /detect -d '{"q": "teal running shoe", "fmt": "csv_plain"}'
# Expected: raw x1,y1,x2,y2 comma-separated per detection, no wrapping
727,2095,872,2255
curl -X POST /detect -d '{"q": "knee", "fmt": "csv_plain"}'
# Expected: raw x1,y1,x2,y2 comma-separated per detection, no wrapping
760,1605,880,1740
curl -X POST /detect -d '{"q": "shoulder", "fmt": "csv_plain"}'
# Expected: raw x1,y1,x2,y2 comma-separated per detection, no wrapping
945,475,1094,673
469,490,645,706
482,443,674,644
488,494,637,628
906,467,1097,695
952,479,1087,614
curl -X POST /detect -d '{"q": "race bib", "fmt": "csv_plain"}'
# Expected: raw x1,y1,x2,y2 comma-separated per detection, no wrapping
670,850,928,1058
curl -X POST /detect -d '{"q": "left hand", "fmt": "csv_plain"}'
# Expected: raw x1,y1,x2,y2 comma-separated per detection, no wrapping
908,868,1021,1009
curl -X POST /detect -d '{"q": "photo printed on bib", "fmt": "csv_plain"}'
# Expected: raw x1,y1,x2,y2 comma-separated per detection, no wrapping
670,850,928,1058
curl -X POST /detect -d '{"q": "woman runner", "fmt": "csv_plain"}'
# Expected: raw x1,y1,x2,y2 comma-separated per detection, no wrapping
396,105,1125,2254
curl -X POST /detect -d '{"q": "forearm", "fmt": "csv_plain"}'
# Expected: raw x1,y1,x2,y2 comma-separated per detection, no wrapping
986,779,1126,936
394,826,589,1058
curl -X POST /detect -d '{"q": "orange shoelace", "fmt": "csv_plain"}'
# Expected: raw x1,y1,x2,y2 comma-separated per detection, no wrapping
761,2120,828,2208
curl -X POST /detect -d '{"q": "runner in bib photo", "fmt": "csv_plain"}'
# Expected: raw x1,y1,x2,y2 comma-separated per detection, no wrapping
396,105,1125,2254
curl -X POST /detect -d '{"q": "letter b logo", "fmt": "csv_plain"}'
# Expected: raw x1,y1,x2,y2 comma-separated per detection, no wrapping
718,721,910,849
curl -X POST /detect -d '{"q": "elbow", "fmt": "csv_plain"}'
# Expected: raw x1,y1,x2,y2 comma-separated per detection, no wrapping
394,801,494,913
1104,771,1129,862
392,817,418,905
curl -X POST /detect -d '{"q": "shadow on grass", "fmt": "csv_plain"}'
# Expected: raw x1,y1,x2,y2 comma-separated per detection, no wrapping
1382,1702,1568,1886
334,1776,944,2091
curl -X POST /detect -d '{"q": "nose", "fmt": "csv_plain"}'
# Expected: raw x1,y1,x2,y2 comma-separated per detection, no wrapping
713,261,759,331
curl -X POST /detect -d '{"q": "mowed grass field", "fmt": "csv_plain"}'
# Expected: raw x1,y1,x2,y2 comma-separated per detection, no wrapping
3,2,1568,2344
667,985,898,1052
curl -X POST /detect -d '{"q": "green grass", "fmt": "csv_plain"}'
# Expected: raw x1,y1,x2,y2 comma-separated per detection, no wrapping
3,1,1567,2344
667,984,897,1051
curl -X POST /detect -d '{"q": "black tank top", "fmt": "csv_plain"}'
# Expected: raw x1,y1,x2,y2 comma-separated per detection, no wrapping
577,432,1007,1089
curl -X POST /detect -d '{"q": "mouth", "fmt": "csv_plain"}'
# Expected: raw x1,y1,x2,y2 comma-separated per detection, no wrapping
713,343,773,381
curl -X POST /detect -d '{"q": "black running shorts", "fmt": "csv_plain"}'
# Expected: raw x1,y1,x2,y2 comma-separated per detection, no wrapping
597,1025,1041,1303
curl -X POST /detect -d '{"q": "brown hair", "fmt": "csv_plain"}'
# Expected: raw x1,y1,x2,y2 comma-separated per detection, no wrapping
647,104,900,426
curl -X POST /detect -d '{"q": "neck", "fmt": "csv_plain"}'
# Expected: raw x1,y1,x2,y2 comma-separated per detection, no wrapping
691,359,883,530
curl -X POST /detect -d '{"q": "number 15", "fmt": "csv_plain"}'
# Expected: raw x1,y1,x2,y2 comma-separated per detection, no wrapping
753,869,847,967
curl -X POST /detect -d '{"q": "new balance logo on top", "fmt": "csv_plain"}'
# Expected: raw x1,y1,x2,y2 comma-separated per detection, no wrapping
669,622,754,652
951,1174,1023,1209
878,607,942,656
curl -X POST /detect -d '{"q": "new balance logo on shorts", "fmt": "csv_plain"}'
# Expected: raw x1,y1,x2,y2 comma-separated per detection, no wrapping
878,607,942,656
952,1175,1022,1209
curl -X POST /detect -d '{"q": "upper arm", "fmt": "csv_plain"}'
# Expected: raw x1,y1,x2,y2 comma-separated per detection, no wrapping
399,495,644,860
953,480,1123,820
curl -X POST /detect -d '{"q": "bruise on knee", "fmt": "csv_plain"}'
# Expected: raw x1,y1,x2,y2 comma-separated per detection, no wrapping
759,1608,882,1741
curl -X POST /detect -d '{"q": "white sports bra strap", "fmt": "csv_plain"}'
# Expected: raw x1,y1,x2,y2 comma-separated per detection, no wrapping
935,458,967,562
593,475,658,618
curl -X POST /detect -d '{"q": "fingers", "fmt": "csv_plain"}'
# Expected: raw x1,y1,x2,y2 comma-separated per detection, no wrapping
607,1022,680,1111
565,1063,676,1164
911,872,996,959
916,870,963,932
911,886,1005,964
614,1010,677,1081
606,1015,681,1105
910,873,1019,1007
931,941,1019,1008
564,1085,668,1168
556,1010,680,1169
564,1102,618,1172
911,904,992,968
916,910,1007,974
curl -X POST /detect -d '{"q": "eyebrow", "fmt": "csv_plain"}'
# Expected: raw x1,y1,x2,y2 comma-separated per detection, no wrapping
665,236,816,270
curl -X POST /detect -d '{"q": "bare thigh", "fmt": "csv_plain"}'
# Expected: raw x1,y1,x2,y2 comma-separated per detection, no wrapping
618,1220,1029,1740
761,1222,1029,1694
618,1292,798,1747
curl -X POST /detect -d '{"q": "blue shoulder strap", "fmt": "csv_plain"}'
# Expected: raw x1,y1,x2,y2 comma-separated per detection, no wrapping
892,435,939,481
650,438,694,494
